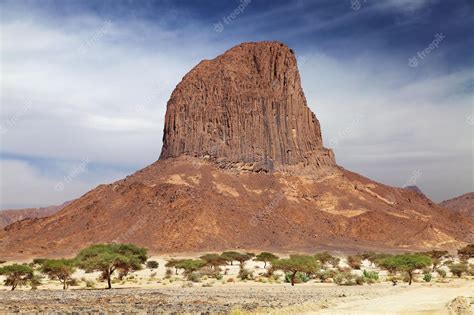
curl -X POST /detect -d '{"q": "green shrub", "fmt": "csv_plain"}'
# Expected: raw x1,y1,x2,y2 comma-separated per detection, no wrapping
187,272,202,282
423,273,432,282
85,280,95,288
449,263,468,277
362,270,379,281
146,260,159,269
165,268,173,279
347,255,362,269
355,276,365,285
333,272,356,285
238,268,253,280
32,258,47,266
284,272,310,284
436,269,447,278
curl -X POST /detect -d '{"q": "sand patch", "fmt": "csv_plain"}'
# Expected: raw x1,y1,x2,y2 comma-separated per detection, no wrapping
215,183,239,197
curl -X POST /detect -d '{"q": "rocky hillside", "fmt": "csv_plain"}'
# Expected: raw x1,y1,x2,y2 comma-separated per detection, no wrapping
0,42,472,259
440,192,474,218
0,202,69,229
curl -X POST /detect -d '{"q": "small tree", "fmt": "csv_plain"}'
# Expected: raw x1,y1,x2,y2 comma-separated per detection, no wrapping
41,259,76,290
458,244,474,261
378,254,432,285
220,251,242,266
255,252,279,268
235,253,253,267
314,252,334,266
420,250,448,271
165,259,186,275
75,243,148,289
0,264,34,290
272,255,320,286
146,260,159,269
449,263,468,277
175,259,206,276
199,254,228,269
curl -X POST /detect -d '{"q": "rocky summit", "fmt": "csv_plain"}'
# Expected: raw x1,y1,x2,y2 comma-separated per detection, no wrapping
160,42,336,174
0,42,473,259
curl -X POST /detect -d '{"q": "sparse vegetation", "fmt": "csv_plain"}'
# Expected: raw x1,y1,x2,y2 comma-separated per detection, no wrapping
347,255,363,269
0,264,35,290
378,254,432,285
75,243,148,289
40,259,76,290
449,263,468,278
458,244,474,261
221,251,242,266
146,260,159,269
272,255,320,286
255,252,279,268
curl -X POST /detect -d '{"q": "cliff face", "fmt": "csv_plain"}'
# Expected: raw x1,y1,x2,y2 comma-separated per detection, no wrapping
160,42,335,172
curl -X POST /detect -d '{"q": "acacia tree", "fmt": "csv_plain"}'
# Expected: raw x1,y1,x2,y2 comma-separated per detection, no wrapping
199,254,228,270
175,259,206,276
272,255,320,286
220,251,242,266
75,243,148,289
165,259,186,275
255,252,279,268
458,244,474,261
0,264,34,290
41,259,76,290
235,253,253,268
421,250,448,271
378,254,432,285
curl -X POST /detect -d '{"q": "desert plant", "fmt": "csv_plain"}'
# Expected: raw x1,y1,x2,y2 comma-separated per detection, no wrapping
362,270,379,282
146,260,159,269
220,251,242,265
0,264,35,290
333,272,356,285
436,269,447,278
75,243,148,289
165,268,173,279
40,259,76,290
378,254,432,285
423,273,432,282
175,259,206,276
165,259,186,275
32,258,47,266
235,253,253,267
187,271,202,282
272,255,320,286
314,252,333,265
347,255,362,269
255,252,279,268
449,263,468,277
458,244,474,261
420,250,448,271
238,268,253,280
284,272,310,284
199,254,228,269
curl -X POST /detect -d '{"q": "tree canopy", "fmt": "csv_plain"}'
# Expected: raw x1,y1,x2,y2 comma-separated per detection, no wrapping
40,259,76,290
272,255,320,286
255,252,279,268
458,244,474,260
378,254,432,285
0,264,35,290
75,243,148,289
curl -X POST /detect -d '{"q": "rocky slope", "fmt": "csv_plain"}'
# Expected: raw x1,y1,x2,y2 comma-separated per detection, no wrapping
440,192,474,218
0,202,69,229
0,42,472,259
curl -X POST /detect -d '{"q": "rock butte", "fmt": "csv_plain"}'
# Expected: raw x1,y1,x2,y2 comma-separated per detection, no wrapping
0,41,472,259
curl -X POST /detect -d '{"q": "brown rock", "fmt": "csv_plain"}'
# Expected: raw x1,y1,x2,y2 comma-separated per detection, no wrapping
160,41,335,173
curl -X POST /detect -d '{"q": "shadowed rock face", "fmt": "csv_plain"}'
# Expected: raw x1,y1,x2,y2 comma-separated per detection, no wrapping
160,41,336,172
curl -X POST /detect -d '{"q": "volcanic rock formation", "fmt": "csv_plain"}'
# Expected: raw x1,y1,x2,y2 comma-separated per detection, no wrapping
160,42,336,174
0,41,472,259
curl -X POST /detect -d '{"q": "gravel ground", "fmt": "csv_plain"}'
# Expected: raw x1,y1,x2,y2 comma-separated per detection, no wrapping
0,283,394,314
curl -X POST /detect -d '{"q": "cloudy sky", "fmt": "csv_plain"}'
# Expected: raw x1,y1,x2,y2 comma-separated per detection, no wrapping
0,0,472,209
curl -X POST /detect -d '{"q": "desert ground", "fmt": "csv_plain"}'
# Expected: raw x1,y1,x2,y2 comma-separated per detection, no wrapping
1,255,473,314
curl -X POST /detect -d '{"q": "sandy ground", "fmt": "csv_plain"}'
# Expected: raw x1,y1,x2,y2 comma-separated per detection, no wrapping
0,256,472,314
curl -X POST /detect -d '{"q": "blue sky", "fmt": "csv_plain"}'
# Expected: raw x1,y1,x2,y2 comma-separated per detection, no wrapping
0,0,473,208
